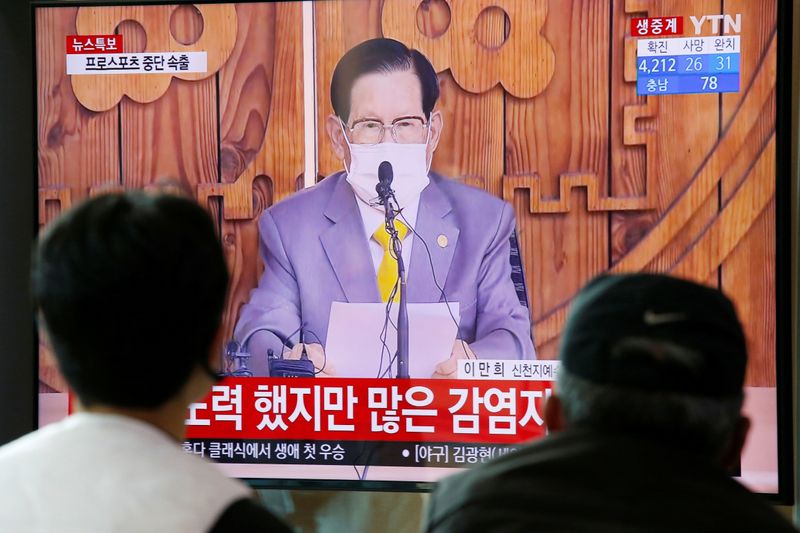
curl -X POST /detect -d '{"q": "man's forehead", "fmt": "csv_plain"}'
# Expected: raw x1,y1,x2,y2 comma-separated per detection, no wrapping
348,69,424,120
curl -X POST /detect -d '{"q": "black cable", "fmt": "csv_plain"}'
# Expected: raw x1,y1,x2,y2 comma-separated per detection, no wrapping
377,279,399,378
376,201,403,378
237,324,302,368
300,328,328,375
380,294,402,378
278,325,304,359
397,209,471,363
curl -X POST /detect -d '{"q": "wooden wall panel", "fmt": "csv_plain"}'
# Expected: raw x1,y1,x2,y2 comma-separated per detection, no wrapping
37,7,120,217
216,3,276,358
120,74,217,189
314,0,383,178
432,73,504,195
249,2,305,200
609,0,647,261
117,7,220,359
404,2,506,198
720,0,778,386
215,2,304,357
36,7,119,392
219,4,275,184
35,1,779,387
71,5,236,113
505,0,610,358
613,0,721,280
420,5,506,199
119,6,217,190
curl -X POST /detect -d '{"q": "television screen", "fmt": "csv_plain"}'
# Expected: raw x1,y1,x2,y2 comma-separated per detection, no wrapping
34,0,791,497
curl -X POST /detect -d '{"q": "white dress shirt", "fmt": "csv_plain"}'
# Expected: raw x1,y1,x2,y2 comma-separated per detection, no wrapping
354,191,422,276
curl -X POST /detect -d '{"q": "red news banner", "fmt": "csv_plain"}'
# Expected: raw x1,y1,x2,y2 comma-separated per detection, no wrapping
631,16,684,37
66,34,122,54
186,378,552,444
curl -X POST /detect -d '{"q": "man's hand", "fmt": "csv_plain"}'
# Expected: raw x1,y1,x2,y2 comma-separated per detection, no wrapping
285,343,336,377
431,340,476,379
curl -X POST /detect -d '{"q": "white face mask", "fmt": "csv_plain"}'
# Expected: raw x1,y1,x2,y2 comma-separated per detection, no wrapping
342,123,431,211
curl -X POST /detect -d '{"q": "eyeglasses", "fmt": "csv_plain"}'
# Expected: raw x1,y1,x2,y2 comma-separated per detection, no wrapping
342,115,429,145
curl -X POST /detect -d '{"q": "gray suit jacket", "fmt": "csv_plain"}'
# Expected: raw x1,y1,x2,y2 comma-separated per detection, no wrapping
234,171,535,376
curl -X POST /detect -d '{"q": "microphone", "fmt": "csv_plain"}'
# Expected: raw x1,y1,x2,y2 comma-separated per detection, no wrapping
377,160,393,204
375,161,410,379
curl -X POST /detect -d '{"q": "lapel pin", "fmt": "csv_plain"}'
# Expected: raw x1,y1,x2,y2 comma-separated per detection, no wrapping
437,234,448,248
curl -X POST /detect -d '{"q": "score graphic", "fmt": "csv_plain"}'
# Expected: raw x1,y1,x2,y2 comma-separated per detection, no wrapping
634,15,742,96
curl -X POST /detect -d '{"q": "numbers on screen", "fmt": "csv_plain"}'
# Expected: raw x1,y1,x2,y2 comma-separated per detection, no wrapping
685,56,703,71
638,57,676,74
701,76,718,90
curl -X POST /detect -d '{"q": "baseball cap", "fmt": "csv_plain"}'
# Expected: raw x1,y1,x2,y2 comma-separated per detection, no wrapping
559,273,747,397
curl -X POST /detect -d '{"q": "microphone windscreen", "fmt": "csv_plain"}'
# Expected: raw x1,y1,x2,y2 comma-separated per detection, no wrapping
378,161,393,186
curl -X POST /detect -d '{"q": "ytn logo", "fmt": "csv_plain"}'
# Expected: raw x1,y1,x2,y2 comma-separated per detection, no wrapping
689,14,742,35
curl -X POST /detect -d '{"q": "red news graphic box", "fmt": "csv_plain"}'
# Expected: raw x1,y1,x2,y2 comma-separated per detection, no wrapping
185,377,552,445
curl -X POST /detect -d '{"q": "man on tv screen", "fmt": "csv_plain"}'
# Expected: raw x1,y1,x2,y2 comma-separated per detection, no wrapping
234,38,535,377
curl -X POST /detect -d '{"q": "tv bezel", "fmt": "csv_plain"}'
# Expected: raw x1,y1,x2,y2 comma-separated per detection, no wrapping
29,0,795,502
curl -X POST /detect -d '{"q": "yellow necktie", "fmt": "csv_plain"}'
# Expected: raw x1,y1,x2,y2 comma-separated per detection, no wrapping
373,220,409,302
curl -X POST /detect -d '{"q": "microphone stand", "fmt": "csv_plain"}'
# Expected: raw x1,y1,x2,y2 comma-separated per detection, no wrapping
384,195,410,379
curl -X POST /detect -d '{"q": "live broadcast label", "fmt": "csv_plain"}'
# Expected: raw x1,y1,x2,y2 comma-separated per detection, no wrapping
66,52,207,75
183,439,522,469
66,34,122,54
631,16,684,37
184,378,552,445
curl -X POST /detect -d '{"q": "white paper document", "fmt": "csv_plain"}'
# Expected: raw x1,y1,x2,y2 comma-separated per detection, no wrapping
325,301,460,378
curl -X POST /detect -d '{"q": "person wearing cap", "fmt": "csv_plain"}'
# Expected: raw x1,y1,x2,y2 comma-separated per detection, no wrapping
423,273,797,532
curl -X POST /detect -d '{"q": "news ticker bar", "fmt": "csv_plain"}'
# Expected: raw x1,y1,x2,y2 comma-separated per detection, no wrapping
184,439,522,469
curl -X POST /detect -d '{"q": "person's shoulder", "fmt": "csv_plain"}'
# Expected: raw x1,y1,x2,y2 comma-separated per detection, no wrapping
0,421,88,525
430,436,559,513
428,431,602,526
210,498,293,533
706,474,798,532
266,171,345,220
0,418,67,466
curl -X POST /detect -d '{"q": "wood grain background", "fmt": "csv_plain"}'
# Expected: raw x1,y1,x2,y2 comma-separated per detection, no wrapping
36,1,778,390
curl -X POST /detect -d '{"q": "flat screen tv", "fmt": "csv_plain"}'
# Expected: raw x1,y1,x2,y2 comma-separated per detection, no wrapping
33,0,793,500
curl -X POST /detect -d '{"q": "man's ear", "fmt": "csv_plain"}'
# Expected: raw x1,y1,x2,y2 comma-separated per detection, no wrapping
544,393,566,433
326,114,349,165
720,415,750,471
426,110,444,163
